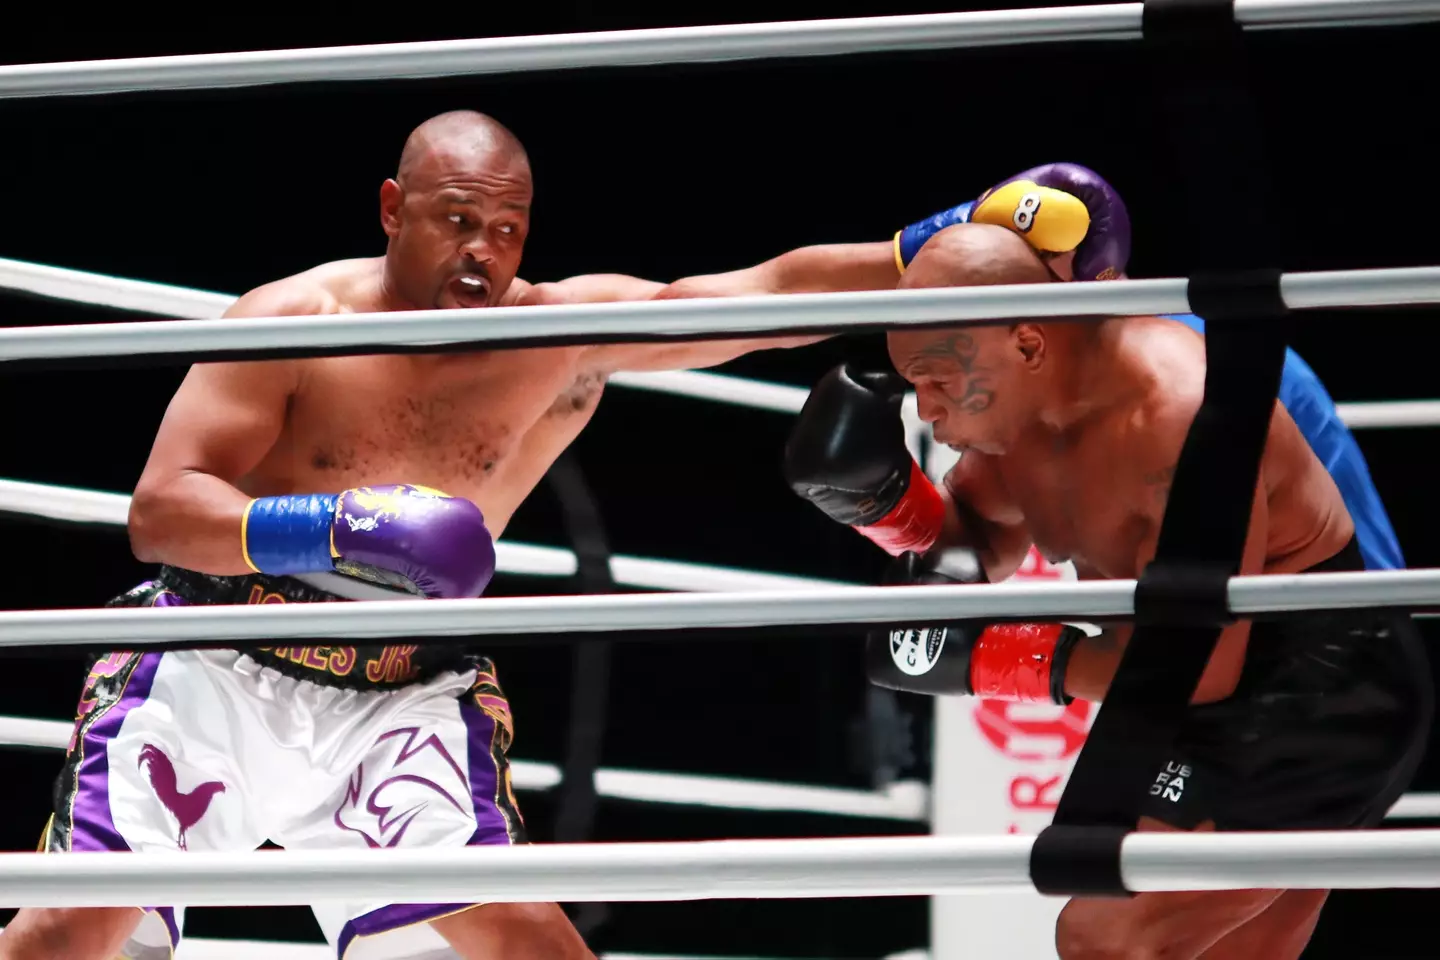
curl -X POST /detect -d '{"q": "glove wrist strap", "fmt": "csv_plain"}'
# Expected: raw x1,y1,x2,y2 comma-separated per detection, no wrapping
896,201,975,270
969,623,1077,704
242,494,339,575
855,461,944,557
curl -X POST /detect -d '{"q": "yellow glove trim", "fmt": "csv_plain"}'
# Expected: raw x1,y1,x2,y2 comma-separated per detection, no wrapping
239,499,262,574
892,231,906,275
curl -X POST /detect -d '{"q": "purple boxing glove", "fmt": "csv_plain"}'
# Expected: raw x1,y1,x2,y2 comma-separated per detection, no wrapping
242,484,495,599
896,162,1131,281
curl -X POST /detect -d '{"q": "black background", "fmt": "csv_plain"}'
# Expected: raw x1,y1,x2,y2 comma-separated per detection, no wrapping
2,5,1439,957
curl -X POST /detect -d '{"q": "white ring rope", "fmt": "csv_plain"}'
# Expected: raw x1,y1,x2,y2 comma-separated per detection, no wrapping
7,709,1435,822
5,266,1440,363
1331,399,1440,430
2,9,1435,946
5,475,1435,823
0,569,1437,648
7,256,1435,427
0,2,1433,100
0,927,786,960
0,712,929,821
3,829,1440,906
0,255,816,416
0,477,843,595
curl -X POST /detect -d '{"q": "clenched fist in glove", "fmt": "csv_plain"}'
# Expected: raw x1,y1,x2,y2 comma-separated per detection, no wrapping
866,549,1085,704
894,162,1131,282
783,363,945,557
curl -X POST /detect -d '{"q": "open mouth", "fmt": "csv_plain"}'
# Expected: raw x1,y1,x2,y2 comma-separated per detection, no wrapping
448,274,490,308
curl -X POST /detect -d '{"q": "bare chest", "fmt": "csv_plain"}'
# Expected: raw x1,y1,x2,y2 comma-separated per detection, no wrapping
253,351,605,518
998,443,1154,578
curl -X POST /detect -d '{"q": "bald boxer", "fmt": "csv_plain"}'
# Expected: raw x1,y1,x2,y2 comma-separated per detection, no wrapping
785,222,1432,958
0,110,1020,960
894,166,1406,572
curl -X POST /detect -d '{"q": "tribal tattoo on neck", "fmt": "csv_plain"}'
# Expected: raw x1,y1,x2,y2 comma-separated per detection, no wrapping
917,333,996,414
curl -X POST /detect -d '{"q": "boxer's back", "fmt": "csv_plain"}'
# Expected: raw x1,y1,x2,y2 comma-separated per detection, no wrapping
232,257,603,537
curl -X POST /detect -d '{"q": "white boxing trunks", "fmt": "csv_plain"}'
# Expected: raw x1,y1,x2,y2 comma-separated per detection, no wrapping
42,568,524,960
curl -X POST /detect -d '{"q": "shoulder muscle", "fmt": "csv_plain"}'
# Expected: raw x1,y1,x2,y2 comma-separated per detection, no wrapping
224,276,342,320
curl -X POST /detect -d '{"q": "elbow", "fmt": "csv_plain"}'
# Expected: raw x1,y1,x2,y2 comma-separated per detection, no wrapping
1191,631,1249,704
126,481,166,564
651,277,711,302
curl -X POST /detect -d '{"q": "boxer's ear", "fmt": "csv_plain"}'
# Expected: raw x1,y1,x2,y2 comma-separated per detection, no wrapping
379,179,404,237
1013,323,1045,369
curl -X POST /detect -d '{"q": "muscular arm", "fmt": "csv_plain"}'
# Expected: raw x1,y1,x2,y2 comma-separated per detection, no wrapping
510,273,667,307
588,241,900,374
511,271,817,371
659,241,900,299
1062,415,1280,707
126,282,334,575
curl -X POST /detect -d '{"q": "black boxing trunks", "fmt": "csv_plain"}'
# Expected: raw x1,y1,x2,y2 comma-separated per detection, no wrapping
106,564,487,691
1139,535,1433,830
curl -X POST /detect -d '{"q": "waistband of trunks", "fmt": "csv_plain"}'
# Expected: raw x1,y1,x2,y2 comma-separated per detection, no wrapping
153,565,352,606
106,566,486,693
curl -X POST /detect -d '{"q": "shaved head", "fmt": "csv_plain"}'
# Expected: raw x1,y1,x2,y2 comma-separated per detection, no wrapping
887,223,1063,455
396,110,530,190
900,223,1052,292
380,111,534,311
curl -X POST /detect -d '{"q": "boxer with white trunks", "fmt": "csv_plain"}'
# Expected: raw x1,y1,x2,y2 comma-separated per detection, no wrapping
0,109,1023,960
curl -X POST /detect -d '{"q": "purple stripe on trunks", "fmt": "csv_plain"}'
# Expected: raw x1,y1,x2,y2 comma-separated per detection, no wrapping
336,698,512,956
69,591,186,948
70,644,173,945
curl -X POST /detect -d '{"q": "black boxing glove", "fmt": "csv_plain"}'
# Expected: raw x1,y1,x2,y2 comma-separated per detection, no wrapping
783,363,944,557
865,549,1084,704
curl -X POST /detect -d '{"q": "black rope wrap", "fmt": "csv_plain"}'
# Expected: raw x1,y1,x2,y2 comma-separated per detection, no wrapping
1031,0,1295,897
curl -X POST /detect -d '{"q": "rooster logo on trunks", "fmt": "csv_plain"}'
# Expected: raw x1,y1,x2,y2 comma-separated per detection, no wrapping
138,744,227,850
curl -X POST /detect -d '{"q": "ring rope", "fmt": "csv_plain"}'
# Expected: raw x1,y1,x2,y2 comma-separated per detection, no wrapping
5,476,1432,819
0,3,1432,101
4,267,1440,366
0,712,931,820
4,708,1437,822
1032,2,1289,894
0,477,841,594
0,926,773,960
0,3,1428,921
0,570,1435,649
1,830,1440,906
6,256,1433,426
0,256,814,415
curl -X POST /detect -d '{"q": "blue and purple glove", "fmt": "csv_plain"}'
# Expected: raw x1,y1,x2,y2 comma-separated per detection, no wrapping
893,162,1132,281
241,484,495,599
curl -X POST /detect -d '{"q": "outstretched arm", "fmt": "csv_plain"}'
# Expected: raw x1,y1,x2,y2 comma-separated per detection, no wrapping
588,241,899,374
658,241,900,299
510,273,667,306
